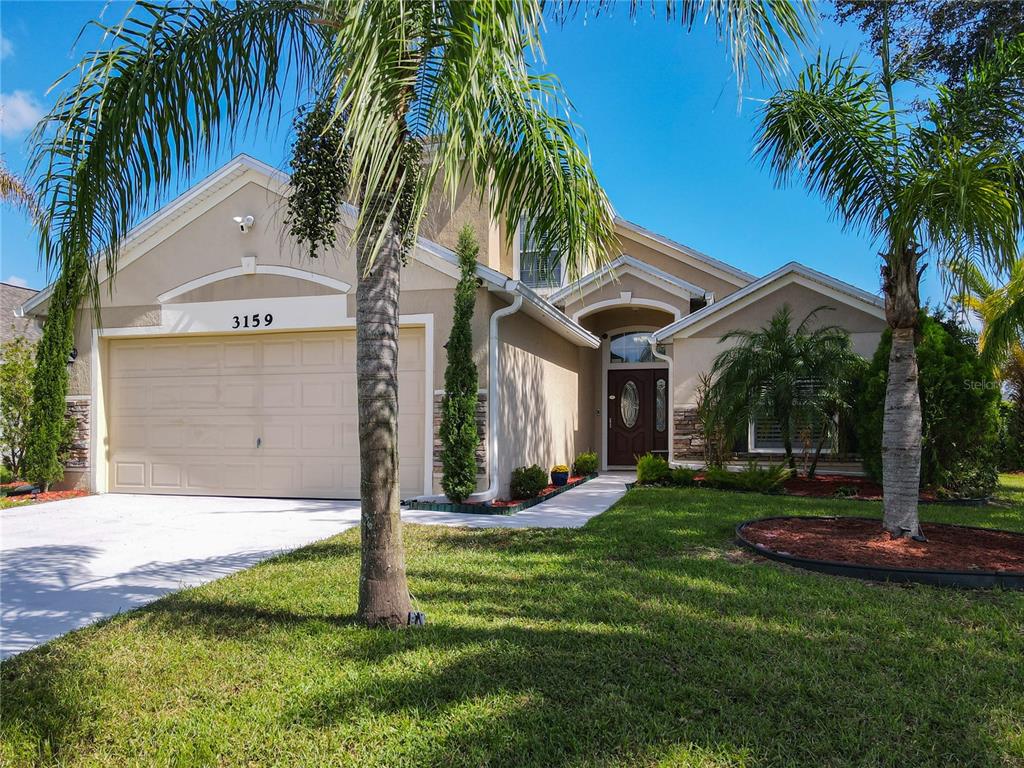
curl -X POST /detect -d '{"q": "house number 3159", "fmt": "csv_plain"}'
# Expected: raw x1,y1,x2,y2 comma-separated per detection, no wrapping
232,313,274,329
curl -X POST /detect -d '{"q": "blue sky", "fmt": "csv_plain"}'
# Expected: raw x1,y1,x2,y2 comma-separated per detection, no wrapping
0,1,944,305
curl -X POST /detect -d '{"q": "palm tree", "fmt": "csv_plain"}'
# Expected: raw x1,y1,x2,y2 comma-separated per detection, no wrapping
949,258,1024,369
754,23,1024,540
28,0,811,626
709,304,859,470
0,160,36,216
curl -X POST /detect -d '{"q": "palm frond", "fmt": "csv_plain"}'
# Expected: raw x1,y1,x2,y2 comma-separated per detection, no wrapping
895,138,1022,275
29,0,323,299
0,160,38,218
977,258,1024,368
753,53,895,237
559,1,815,92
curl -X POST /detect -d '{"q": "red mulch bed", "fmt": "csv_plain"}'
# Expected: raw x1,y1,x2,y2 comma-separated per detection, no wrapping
1,489,88,507
488,476,585,508
781,474,939,502
742,517,1024,573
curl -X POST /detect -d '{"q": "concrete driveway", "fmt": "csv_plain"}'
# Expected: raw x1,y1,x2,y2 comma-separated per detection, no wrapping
0,474,631,659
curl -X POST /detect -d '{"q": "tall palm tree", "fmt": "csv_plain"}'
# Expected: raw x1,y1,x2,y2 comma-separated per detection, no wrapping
28,0,811,626
754,24,1024,540
709,304,859,469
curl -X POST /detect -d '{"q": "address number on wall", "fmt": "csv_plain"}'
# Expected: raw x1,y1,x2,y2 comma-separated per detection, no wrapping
232,313,274,329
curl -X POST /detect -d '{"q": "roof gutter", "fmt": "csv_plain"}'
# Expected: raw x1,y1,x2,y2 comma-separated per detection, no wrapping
468,280,523,503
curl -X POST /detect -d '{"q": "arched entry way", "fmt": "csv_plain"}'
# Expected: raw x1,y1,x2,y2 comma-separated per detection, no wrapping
578,305,678,470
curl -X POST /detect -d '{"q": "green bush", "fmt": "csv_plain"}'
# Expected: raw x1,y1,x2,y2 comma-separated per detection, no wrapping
439,226,482,503
0,465,13,484
997,400,1024,472
669,467,698,487
0,335,35,479
701,463,792,494
509,464,548,500
572,451,599,476
853,311,1000,497
636,454,670,485
25,257,85,490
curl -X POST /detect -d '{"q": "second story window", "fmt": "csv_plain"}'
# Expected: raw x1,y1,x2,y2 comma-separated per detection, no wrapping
519,220,562,289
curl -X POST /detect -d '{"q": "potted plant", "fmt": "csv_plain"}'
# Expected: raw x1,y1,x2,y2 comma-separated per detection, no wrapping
550,464,570,487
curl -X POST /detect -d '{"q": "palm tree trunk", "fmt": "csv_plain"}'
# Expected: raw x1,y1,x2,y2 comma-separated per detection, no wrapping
881,252,925,540
782,428,796,469
356,229,412,627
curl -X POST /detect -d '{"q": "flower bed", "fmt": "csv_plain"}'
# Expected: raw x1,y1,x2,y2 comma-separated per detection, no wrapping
406,474,596,515
737,515,1024,589
781,474,941,502
0,489,88,509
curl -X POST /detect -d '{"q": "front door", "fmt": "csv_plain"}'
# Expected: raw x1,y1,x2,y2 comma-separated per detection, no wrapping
608,369,653,465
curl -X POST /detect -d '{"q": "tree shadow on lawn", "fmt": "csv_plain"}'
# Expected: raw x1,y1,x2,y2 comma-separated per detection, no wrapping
2,490,1022,767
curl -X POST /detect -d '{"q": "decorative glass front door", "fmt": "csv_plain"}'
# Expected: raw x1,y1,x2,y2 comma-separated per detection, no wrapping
607,369,669,466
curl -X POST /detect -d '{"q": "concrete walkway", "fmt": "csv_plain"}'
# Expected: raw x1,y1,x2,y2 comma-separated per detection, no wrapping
0,473,631,658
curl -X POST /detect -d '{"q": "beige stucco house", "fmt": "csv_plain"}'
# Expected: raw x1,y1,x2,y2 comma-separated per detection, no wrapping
18,155,887,500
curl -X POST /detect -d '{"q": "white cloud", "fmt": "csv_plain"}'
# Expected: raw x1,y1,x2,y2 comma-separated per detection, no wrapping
0,91,43,138
4,275,30,289
0,33,12,60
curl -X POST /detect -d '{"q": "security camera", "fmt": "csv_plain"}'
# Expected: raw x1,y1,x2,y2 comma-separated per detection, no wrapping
233,215,255,233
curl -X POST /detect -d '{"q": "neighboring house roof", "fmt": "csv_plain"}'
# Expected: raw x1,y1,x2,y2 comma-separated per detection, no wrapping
547,254,710,306
1,282,41,348
652,261,886,341
614,216,755,288
19,154,600,349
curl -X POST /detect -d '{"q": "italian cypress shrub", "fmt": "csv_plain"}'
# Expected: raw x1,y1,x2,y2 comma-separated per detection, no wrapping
24,256,84,490
439,226,481,502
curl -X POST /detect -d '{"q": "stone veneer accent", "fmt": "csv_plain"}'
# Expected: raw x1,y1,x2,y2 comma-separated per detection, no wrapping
432,392,487,477
673,405,704,460
64,395,90,470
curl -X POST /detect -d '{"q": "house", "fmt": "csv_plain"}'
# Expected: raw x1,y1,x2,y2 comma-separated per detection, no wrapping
17,155,887,499
1,281,41,350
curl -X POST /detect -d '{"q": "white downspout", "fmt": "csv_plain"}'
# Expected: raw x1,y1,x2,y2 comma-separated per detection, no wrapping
468,280,523,502
650,336,675,466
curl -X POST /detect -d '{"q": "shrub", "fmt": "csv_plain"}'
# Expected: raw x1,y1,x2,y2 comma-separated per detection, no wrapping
854,311,1000,497
572,451,598,476
670,467,698,487
439,226,482,503
636,453,670,485
25,257,85,490
701,463,792,494
509,464,548,500
0,465,12,484
997,400,1024,471
0,336,36,478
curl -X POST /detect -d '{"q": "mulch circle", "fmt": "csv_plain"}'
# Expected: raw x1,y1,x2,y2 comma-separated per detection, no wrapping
737,516,1024,588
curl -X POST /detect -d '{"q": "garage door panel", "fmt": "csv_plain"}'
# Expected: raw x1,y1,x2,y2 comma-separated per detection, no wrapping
151,463,182,488
223,341,258,369
115,462,147,488
107,328,427,499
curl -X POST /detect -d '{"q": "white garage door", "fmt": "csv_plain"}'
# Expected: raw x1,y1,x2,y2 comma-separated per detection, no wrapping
106,328,427,498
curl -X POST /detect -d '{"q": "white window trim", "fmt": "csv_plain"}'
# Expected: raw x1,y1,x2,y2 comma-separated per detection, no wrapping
746,415,837,455
516,218,569,292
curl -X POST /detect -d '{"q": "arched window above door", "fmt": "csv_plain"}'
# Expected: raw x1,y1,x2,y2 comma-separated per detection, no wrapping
609,331,666,364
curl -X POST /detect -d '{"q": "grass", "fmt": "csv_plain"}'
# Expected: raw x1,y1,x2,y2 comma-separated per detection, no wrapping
2,487,1023,767
997,472,1024,506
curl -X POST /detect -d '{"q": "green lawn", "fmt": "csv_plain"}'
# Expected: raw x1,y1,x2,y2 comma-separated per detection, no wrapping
3,486,1023,767
997,472,1024,505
